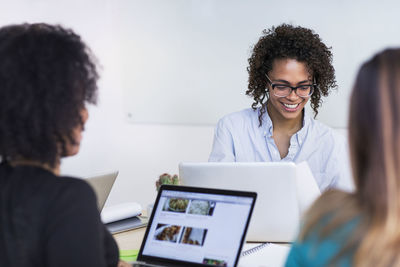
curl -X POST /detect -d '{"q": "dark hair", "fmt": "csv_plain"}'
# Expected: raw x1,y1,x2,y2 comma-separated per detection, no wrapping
246,24,337,126
0,23,98,167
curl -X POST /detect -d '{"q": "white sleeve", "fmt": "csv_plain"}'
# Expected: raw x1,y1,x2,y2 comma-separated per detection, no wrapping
331,132,355,192
208,117,236,162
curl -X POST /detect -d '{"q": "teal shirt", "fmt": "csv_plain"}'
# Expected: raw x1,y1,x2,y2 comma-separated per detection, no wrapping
285,218,359,267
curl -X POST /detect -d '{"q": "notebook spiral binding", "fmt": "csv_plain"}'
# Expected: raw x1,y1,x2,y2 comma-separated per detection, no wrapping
241,242,270,256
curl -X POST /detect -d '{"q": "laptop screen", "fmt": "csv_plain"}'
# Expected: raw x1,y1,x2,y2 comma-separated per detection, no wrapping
139,186,256,267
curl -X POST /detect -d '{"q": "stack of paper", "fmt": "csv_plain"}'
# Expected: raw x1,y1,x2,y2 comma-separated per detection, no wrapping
101,202,148,234
101,202,142,224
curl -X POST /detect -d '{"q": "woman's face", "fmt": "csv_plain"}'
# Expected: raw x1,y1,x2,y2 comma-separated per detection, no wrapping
64,108,88,157
267,58,312,122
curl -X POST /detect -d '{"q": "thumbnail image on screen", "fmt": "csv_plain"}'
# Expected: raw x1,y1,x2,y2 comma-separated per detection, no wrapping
188,200,215,216
203,258,228,266
179,227,207,246
153,224,182,243
163,198,189,213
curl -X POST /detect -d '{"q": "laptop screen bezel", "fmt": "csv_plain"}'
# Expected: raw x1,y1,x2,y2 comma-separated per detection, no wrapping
137,185,257,267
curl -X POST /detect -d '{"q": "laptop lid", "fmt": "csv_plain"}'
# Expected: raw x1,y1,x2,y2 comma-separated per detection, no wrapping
137,185,256,267
85,171,118,211
179,162,300,242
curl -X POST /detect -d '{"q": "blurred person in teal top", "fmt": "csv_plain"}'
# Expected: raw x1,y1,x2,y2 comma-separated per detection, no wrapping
285,48,400,267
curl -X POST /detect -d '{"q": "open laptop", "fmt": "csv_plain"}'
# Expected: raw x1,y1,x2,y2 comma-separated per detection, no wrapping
84,171,148,233
179,162,300,242
84,171,118,211
133,185,257,267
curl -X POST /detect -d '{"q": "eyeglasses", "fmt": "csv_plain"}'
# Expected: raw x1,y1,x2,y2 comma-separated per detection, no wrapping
265,74,315,98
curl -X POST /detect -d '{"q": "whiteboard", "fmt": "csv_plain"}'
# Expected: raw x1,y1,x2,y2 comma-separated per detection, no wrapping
114,0,400,128
3,0,397,128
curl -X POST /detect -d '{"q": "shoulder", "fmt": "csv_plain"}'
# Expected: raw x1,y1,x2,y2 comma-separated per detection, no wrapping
287,222,355,266
45,176,100,234
219,108,258,121
306,115,333,136
287,191,359,266
301,190,359,241
1,165,95,203
56,176,95,194
305,115,346,146
216,108,259,128
312,189,353,210
43,176,118,266
19,171,99,219
306,190,356,219
51,176,97,207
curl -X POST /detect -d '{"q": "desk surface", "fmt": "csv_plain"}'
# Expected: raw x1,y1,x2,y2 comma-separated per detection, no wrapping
112,226,291,250
113,226,146,250
113,227,291,267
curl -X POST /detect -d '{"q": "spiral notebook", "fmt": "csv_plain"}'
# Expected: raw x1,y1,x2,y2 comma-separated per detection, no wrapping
238,243,290,267
241,243,271,256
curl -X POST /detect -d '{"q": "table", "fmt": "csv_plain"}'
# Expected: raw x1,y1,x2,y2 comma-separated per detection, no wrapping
113,226,291,267
113,226,146,250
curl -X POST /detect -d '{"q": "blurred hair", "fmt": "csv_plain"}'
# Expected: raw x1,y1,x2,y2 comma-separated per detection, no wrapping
0,23,98,167
246,23,337,126
299,48,400,267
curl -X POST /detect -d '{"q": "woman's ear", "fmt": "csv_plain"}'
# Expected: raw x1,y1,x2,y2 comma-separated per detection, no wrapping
82,108,89,122
63,108,88,157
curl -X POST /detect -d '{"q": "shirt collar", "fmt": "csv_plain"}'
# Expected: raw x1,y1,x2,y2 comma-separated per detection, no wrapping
259,107,310,142
297,112,310,145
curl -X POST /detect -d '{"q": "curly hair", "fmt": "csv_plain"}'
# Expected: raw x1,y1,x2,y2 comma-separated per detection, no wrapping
246,24,337,126
0,23,98,167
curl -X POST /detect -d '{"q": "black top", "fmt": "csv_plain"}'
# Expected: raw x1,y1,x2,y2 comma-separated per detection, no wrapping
0,162,119,267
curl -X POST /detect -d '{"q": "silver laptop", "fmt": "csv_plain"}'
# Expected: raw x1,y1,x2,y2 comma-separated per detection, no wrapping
179,162,300,242
133,185,257,267
85,171,118,211
85,171,148,233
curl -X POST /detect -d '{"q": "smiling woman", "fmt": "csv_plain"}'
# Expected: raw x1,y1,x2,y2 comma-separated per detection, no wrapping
209,24,353,192
266,58,312,126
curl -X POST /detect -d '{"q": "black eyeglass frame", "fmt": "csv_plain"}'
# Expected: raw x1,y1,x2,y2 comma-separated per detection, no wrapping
265,74,316,98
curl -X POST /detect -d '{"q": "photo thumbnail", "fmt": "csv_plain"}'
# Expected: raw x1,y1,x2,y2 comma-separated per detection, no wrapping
179,227,207,246
154,224,181,243
163,198,189,213
188,200,215,216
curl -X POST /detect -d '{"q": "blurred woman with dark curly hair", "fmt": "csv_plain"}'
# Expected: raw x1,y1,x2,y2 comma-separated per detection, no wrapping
0,23,128,267
209,24,352,192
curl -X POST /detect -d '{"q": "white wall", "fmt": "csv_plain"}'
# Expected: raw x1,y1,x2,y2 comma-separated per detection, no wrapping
118,0,400,128
0,0,396,208
0,0,206,208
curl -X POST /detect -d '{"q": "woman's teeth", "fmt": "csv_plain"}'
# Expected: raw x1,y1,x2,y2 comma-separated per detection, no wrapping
283,103,299,109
